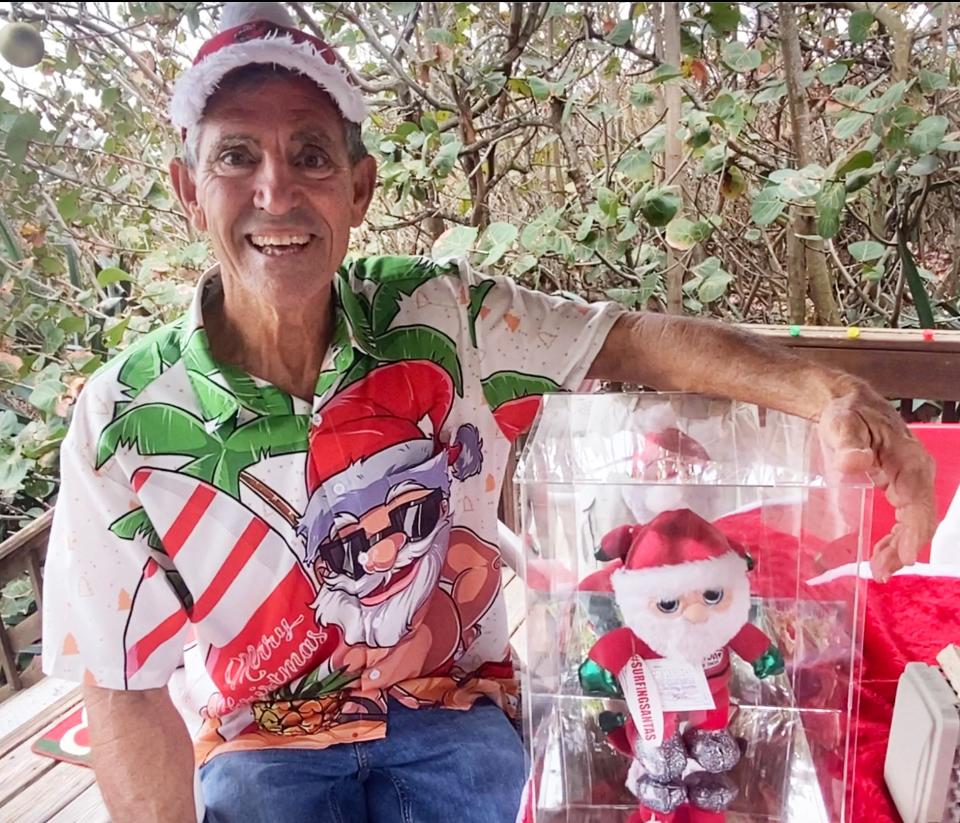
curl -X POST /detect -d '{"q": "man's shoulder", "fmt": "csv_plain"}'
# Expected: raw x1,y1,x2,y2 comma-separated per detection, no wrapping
84,314,190,405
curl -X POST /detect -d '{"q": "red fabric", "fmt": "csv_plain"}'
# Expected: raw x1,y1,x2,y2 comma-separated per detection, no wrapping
306,360,453,492
851,574,960,822
602,509,739,571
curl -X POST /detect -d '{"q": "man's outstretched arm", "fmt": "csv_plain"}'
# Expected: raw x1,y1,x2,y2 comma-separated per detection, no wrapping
588,312,936,581
84,684,197,823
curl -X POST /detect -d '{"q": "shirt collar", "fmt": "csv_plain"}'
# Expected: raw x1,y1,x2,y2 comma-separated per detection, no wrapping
181,265,290,427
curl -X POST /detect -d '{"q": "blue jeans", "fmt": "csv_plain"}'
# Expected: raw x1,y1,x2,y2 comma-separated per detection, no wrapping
200,700,527,822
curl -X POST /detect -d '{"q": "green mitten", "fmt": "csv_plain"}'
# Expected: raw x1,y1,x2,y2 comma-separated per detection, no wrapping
578,659,622,696
753,644,785,679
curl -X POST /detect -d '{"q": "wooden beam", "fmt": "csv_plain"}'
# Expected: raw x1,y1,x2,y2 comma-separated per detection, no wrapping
740,325,960,401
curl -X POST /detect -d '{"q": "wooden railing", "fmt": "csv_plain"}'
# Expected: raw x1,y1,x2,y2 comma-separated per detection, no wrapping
0,509,52,700
2,325,959,699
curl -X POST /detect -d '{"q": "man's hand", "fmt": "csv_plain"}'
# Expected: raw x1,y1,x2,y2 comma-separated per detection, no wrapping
589,312,938,582
819,380,936,581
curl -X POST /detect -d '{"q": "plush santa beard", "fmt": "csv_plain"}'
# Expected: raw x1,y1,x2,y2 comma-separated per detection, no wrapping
311,516,451,649
613,568,751,665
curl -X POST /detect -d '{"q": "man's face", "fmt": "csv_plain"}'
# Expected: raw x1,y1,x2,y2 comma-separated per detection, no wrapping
170,72,376,300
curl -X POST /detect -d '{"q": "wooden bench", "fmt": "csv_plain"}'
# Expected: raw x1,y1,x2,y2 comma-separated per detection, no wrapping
1,324,957,821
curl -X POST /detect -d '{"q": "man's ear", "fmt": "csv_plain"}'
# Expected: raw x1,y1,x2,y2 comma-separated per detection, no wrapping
169,157,207,233
349,154,378,228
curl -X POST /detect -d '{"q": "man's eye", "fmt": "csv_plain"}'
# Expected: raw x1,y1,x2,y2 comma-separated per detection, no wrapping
300,149,329,169
219,149,251,166
703,589,724,605
656,599,680,614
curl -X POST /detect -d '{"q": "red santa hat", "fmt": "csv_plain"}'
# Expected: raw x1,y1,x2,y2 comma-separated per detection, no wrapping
305,360,481,495
602,508,749,597
169,2,367,136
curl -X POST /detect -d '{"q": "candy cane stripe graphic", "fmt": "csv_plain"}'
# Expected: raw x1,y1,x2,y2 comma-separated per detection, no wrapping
123,469,335,699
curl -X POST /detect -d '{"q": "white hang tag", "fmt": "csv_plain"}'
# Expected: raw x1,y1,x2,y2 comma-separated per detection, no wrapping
645,658,716,712
617,654,665,746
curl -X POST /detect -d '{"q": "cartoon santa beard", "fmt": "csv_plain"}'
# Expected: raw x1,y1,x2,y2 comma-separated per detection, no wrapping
301,443,457,649
310,511,451,648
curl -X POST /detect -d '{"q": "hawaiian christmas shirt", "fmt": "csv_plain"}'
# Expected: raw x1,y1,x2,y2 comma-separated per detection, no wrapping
42,255,623,764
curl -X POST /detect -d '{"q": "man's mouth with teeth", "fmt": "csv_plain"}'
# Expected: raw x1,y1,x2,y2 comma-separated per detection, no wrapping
246,233,315,256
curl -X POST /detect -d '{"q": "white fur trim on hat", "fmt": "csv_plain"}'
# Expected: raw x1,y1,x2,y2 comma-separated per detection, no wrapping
169,33,368,130
611,550,748,601
220,3,296,30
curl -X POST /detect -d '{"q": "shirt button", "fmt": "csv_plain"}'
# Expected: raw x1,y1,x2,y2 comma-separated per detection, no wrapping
333,482,346,495
312,412,323,425
369,669,380,681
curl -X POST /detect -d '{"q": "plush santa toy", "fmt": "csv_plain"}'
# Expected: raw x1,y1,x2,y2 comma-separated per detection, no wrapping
578,508,784,819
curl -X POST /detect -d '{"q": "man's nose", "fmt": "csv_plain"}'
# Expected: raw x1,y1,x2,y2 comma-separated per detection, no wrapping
682,602,710,624
252,155,302,214
364,533,406,573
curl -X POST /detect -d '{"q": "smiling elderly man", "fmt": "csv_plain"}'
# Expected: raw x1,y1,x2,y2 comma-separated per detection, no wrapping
40,4,935,823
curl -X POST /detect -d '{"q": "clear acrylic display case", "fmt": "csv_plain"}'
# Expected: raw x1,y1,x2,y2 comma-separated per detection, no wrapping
515,393,872,823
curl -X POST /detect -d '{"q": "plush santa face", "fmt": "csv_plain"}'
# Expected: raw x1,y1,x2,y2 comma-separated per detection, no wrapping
611,552,751,665
301,442,452,648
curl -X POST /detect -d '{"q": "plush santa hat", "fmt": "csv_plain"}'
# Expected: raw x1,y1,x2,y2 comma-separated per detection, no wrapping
304,360,481,496
603,509,749,597
169,2,367,135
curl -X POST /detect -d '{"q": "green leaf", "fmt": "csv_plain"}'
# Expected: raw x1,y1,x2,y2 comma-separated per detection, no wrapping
908,115,949,154
907,154,941,176
819,63,849,85
665,217,712,251
833,111,871,140
4,112,40,167
815,182,846,239
431,226,478,260
750,187,786,226
96,266,132,287
876,80,909,113
629,83,655,108
649,64,682,84
56,190,81,222
849,10,875,44
369,325,463,397
96,404,218,469
102,316,130,349
616,149,653,181
528,76,552,101
847,240,885,262
640,186,681,227
477,222,518,268
845,163,883,192
109,508,162,550
705,2,741,34
836,150,875,176
597,186,619,220
606,20,634,46
213,415,308,495
754,82,786,104
694,257,734,303
721,42,761,73
898,236,935,328
481,371,560,412
0,209,22,261
920,69,949,94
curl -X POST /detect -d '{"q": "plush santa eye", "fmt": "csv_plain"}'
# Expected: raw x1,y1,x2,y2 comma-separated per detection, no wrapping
656,598,680,614
703,589,724,605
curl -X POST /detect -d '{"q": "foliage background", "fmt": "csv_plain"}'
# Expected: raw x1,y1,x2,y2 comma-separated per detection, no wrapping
2,1,960,542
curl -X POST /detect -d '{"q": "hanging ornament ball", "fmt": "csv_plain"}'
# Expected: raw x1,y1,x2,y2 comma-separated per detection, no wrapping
0,22,45,69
